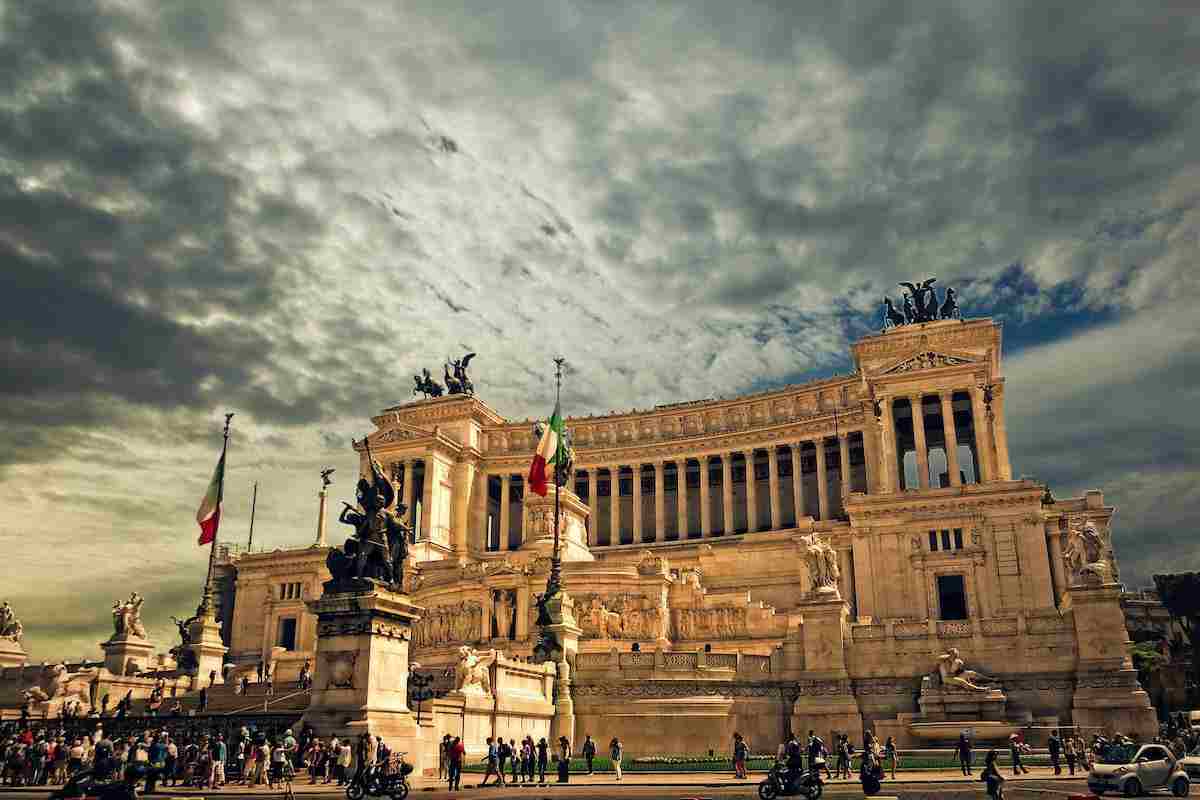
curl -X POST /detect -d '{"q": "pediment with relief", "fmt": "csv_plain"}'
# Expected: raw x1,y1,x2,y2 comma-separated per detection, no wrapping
880,351,975,375
367,423,434,445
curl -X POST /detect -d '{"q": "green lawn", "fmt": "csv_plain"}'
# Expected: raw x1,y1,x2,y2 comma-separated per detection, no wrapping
461,752,1054,773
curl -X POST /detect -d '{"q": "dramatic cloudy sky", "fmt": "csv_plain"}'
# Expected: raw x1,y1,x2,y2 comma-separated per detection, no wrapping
2,0,1198,660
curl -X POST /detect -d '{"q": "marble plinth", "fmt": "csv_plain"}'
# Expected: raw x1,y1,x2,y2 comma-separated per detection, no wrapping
100,635,154,677
301,583,425,754
184,609,228,685
0,639,28,670
520,488,594,562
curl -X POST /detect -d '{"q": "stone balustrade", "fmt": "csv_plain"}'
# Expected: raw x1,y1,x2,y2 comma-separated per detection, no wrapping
574,647,775,679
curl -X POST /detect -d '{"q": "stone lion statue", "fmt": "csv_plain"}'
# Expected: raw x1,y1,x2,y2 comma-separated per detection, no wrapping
1064,519,1111,586
454,645,495,695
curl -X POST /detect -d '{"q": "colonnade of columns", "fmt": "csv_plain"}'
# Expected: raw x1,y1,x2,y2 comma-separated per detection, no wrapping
877,385,995,492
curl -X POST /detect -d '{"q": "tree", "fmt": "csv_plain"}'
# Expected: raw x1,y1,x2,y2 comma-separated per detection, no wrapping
1152,572,1200,702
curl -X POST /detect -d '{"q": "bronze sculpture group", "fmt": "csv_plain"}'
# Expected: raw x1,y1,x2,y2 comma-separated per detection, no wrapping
412,353,476,399
882,278,960,329
326,439,411,591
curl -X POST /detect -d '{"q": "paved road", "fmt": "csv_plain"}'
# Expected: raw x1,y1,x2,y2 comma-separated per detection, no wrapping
0,777,1099,800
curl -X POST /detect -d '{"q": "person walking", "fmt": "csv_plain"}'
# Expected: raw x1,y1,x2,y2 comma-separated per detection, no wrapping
883,736,899,779
957,732,973,776
556,736,571,783
1064,735,1077,776
982,748,1005,799
836,734,852,779
1008,734,1029,775
519,737,532,783
609,737,623,781
447,737,464,791
438,734,450,782
733,733,748,779
211,734,227,788
581,734,596,775
1048,730,1062,775
536,737,549,785
480,737,501,787
496,737,510,786
508,738,519,784
336,740,352,786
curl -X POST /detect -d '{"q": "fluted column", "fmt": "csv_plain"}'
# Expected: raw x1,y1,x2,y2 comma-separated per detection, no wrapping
941,394,962,487
838,434,851,503
742,450,757,532
859,424,878,494
879,397,898,493
699,455,713,537
401,460,415,530
587,469,599,546
721,454,734,535
499,474,511,551
675,458,689,539
791,443,806,519
420,456,434,541
911,395,930,490
992,385,1012,480
766,448,780,531
970,387,994,482
815,439,829,521
654,461,666,542
471,467,488,554
610,465,622,545
632,463,644,544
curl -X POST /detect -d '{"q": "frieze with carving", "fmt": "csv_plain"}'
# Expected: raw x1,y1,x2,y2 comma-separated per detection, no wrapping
411,601,484,648
882,351,974,374
577,593,667,640
573,681,785,699
672,606,748,640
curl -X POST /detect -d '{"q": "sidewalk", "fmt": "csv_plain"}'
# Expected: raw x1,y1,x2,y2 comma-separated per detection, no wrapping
2,768,1085,793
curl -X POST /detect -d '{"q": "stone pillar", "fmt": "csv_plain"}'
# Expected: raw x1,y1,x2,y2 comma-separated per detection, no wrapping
786,596,862,747
837,434,851,505
516,588,531,641
401,460,415,530
941,393,962,487
101,634,156,678
791,443,806,519
815,439,829,521
420,456,435,541
675,459,689,539
1066,582,1157,740
879,397,898,493
699,455,713,537
654,461,666,542
992,385,1013,480
1046,525,1066,605
499,474,511,551
450,460,475,563
743,450,757,532
316,487,329,547
472,470,489,554
183,609,227,685
721,454,734,535
0,637,27,669
859,422,879,495
632,463,644,544
971,387,994,482
302,586,425,754
610,466,622,545
767,447,780,531
587,469,599,547
911,395,930,490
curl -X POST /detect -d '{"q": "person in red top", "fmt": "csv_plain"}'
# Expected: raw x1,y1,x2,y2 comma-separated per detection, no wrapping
447,737,465,791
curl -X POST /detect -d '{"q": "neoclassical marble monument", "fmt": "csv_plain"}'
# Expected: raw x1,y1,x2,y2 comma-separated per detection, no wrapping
216,316,1153,753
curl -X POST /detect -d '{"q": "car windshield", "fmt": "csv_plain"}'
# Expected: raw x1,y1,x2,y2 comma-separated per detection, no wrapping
1096,744,1139,764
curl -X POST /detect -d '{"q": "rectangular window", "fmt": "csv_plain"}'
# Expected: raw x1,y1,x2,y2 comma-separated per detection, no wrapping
277,617,298,650
953,528,963,549
936,575,968,620
928,530,938,551
941,530,951,551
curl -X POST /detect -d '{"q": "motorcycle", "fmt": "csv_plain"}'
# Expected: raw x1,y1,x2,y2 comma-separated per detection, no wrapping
758,762,824,800
345,755,413,800
49,769,137,800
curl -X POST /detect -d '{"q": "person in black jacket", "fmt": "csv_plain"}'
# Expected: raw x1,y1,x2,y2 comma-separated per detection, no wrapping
1047,731,1061,775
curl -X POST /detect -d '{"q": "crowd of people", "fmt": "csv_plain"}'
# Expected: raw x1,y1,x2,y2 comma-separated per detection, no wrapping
0,720,406,793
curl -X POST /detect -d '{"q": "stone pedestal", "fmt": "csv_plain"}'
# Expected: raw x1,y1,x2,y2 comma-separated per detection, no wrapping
0,638,28,669
917,684,1008,722
301,582,425,752
788,594,863,744
100,635,155,677
1066,582,1157,739
536,589,582,744
184,609,228,685
521,488,594,562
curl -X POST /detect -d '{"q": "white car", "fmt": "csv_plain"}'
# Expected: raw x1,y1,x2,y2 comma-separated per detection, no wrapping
1087,742,1190,797
1180,747,1200,782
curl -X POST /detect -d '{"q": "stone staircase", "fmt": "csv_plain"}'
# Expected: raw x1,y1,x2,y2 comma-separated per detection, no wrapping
131,680,311,716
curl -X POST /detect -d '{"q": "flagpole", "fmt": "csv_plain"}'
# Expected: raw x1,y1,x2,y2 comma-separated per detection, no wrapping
548,357,565,597
199,412,234,616
246,481,258,552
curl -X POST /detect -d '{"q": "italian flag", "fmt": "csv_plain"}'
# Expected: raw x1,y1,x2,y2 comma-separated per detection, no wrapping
196,451,226,545
528,401,564,497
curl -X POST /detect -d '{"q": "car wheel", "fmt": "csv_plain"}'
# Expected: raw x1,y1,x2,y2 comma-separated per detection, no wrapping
1124,777,1143,797
1171,776,1189,797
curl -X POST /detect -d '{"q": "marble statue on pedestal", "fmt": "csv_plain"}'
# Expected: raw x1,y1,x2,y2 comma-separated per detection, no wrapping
1064,519,1112,586
0,601,24,643
799,533,840,594
110,593,146,639
493,590,515,640
936,648,997,692
454,645,495,695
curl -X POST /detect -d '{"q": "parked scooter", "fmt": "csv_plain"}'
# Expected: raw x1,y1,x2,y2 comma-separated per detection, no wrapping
758,761,824,800
345,754,412,800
